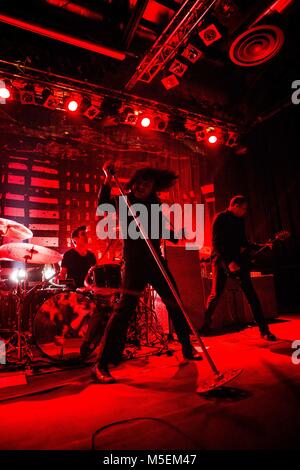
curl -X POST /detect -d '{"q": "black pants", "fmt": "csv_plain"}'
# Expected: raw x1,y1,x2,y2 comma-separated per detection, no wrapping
203,261,269,333
97,256,191,366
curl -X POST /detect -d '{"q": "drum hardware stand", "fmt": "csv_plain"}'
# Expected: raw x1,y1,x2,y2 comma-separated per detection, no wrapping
126,287,169,360
112,172,243,393
139,286,169,349
5,270,58,367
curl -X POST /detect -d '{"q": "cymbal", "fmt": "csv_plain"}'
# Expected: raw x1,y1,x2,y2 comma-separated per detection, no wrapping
0,243,62,264
0,218,33,240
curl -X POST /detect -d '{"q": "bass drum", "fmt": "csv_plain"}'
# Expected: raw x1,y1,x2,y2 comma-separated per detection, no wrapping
33,291,103,363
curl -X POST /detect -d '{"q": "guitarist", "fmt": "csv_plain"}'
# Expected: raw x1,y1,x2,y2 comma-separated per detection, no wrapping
201,195,276,341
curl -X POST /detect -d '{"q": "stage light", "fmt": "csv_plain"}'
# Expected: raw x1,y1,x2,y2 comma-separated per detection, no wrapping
67,99,79,112
20,84,36,105
195,125,206,142
64,94,82,112
0,85,10,99
83,104,100,120
161,74,180,90
10,268,27,283
141,117,151,128
41,88,59,110
206,127,219,144
169,60,188,77
153,114,168,132
225,131,239,147
199,24,222,46
43,265,56,281
120,106,139,125
208,135,218,144
182,44,203,63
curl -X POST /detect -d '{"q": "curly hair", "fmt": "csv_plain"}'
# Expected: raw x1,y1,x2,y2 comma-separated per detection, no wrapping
126,167,178,192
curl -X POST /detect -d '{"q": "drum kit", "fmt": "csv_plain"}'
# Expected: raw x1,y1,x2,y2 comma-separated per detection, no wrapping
0,218,124,367
0,218,166,368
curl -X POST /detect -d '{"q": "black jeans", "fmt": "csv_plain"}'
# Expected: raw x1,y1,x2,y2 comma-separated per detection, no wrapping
97,256,191,366
203,261,269,333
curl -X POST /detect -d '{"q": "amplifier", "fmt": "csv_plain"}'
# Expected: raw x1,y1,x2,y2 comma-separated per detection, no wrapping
164,246,277,329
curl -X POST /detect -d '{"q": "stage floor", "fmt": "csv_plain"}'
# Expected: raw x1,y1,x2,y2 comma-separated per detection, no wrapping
0,315,299,450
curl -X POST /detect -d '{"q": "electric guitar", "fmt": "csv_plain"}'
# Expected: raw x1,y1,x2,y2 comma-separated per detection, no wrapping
227,230,290,277
199,230,290,277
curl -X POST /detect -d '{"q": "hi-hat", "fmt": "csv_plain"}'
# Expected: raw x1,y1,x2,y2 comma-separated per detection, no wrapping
0,218,33,240
0,243,62,264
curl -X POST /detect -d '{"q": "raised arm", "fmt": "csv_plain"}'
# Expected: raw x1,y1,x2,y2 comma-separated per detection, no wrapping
96,161,117,211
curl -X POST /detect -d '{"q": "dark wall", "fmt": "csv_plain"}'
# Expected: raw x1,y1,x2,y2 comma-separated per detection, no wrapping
213,105,300,313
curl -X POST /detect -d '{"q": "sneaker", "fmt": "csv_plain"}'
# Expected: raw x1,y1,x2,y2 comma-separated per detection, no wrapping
91,365,116,384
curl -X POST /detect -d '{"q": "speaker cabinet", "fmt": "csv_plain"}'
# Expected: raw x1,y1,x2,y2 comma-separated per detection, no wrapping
164,246,277,329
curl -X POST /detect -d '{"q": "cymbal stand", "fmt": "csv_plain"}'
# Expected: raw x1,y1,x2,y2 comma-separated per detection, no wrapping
6,270,58,365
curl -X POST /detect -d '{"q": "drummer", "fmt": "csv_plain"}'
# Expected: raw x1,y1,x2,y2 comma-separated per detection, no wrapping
59,226,96,289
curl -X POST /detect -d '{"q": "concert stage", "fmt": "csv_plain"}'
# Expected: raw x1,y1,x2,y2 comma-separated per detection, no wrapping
1,315,299,451
0,0,300,463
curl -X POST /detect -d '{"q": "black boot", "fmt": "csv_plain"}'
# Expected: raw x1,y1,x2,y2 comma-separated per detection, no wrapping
92,364,116,384
181,344,203,361
260,328,277,341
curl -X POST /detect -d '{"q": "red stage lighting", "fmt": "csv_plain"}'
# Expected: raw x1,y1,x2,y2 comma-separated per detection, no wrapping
67,99,79,112
141,117,151,128
20,84,36,105
208,134,218,144
199,24,222,46
0,85,10,99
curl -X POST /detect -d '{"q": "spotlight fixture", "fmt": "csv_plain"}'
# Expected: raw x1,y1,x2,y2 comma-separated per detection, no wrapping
83,104,100,120
68,100,79,111
161,74,180,90
119,106,139,125
206,127,219,144
195,125,206,142
182,44,203,63
225,131,238,147
65,95,82,112
199,24,222,46
140,116,151,128
208,135,218,144
153,114,168,132
82,96,102,120
0,80,10,100
20,84,36,105
169,60,188,77
42,87,59,110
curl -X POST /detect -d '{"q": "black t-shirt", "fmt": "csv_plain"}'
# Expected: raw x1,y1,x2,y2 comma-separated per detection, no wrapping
61,249,97,288
212,210,250,264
